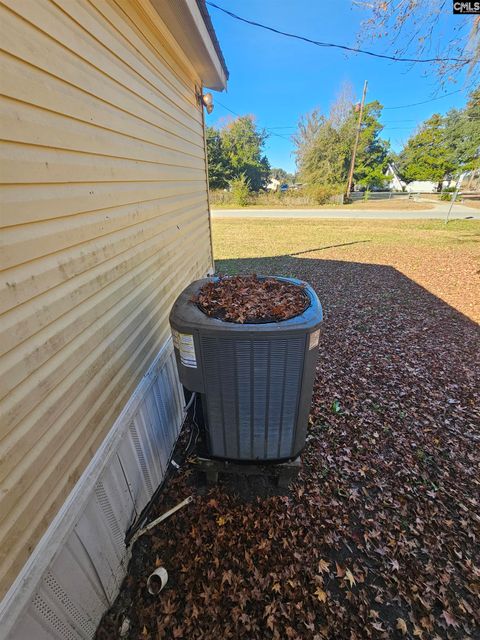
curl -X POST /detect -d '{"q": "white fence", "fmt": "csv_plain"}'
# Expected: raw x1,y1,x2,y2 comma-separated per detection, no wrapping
349,191,413,201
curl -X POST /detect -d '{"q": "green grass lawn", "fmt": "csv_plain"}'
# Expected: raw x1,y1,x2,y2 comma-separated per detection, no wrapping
212,218,480,322
213,218,479,259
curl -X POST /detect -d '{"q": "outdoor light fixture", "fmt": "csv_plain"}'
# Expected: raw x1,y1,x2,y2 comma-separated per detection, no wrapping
202,92,214,113
195,89,214,114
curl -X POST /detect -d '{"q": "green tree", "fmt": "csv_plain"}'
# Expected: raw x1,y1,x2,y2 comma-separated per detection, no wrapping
354,101,390,188
230,174,251,206
398,114,454,185
397,87,480,186
293,108,327,178
206,126,231,190
295,115,349,187
443,87,480,173
220,116,270,191
270,167,296,185
294,95,390,190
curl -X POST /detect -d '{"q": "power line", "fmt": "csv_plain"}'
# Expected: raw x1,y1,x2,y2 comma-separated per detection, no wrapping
215,99,292,140
206,1,470,65
212,87,478,144
213,97,478,135
214,99,238,118
383,87,467,109
216,82,474,120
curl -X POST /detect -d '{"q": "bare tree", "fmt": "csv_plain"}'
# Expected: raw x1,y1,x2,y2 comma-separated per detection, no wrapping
354,0,479,84
468,16,480,74
329,81,356,129
293,108,325,169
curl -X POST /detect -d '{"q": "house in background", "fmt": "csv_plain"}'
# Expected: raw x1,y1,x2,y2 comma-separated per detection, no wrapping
0,1,227,638
406,179,457,193
385,164,458,194
385,163,406,192
406,180,439,193
266,177,281,191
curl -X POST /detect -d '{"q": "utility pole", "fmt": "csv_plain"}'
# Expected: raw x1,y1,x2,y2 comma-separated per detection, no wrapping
346,80,368,199
445,172,465,225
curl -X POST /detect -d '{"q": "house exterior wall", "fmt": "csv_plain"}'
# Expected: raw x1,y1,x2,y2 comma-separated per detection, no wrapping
406,180,439,193
385,164,405,192
0,0,213,603
1,342,184,639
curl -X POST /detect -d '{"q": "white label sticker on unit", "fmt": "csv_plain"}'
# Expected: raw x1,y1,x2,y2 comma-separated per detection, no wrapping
173,331,197,368
172,329,180,350
309,329,320,350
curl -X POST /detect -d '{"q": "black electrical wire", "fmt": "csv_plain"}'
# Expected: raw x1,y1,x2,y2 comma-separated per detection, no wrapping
214,99,292,140
206,1,470,65
185,394,200,457
383,87,469,109
212,89,477,135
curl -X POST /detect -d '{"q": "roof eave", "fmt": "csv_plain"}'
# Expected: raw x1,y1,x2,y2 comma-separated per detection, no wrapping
149,0,228,91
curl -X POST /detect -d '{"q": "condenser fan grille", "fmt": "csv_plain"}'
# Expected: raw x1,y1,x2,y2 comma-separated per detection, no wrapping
201,335,306,460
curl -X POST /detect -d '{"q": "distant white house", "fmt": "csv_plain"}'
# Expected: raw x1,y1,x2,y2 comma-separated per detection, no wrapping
385,163,406,191
384,163,459,193
266,177,281,191
406,180,438,193
406,178,459,193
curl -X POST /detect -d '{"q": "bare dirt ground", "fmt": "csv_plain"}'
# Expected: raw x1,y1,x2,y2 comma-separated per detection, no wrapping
345,200,434,211
461,200,480,210
96,219,479,640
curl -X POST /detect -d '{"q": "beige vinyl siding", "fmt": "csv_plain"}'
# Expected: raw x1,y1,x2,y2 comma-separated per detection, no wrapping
0,0,213,597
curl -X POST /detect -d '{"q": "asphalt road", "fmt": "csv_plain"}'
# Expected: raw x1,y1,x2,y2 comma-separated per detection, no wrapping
211,203,479,220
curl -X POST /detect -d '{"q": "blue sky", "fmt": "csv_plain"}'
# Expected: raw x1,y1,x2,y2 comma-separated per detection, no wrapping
205,1,476,173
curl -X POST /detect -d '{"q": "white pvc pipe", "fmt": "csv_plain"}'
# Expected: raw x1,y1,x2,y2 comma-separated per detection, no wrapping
130,495,194,545
147,567,168,595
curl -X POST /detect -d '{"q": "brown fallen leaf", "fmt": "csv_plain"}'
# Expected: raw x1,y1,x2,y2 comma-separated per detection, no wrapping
345,569,356,588
314,587,327,603
441,610,459,628
459,598,473,615
396,618,407,635
419,616,433,631
318,558,330,574
390,558,400,571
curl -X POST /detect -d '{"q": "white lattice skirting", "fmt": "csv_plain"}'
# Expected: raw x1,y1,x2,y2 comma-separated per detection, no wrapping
0,339,184,640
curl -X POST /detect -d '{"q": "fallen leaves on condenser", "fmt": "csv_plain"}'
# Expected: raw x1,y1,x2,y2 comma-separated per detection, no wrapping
195,274,309,323
96,255,479,640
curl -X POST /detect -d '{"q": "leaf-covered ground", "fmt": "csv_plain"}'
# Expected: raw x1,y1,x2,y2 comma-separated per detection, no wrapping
96,219,479,640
